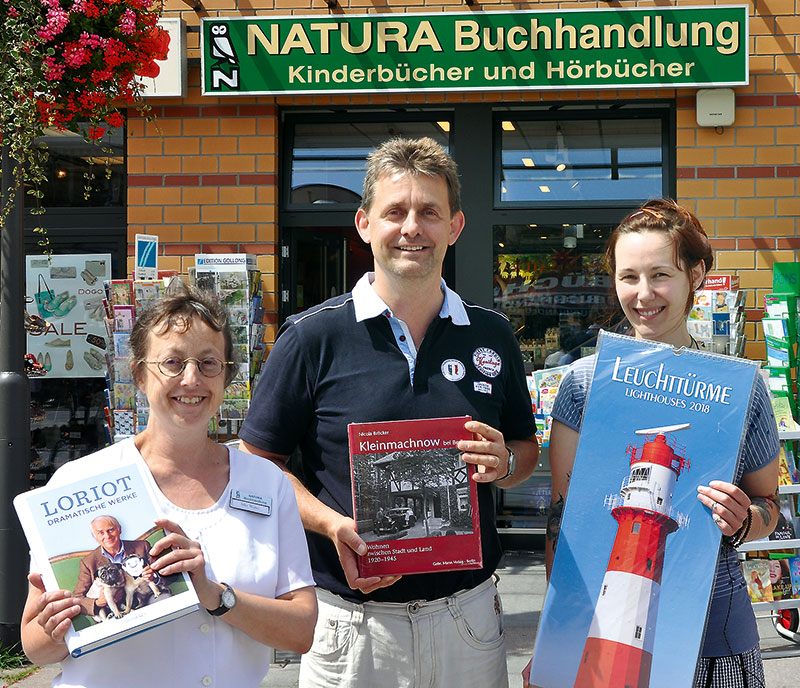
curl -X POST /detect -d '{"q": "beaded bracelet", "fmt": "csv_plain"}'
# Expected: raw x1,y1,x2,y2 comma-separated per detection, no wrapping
724,507,752,549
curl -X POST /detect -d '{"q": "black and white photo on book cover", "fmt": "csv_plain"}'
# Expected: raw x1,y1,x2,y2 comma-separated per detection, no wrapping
14,459,199,657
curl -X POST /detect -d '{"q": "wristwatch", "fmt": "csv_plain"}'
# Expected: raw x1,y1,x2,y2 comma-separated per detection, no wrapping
208,583,236,616
499,446,517,481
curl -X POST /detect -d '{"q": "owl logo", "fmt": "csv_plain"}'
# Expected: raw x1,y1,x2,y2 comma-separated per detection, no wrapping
210,23,238,65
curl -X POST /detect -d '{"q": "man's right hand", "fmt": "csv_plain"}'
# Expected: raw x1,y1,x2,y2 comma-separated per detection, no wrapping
329,516,402,595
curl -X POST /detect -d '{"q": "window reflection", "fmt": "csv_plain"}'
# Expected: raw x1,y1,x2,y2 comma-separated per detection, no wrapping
290,120,450,206
499,118,663,203
493,223,625,371
30,127,124,208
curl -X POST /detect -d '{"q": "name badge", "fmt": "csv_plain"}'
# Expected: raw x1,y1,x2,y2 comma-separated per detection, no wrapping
229,489,272,515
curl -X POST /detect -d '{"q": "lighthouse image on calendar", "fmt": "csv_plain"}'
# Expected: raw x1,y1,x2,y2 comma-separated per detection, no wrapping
575,423,691,688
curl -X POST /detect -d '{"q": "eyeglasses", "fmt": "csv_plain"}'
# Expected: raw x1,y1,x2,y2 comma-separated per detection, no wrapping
143,357,235,378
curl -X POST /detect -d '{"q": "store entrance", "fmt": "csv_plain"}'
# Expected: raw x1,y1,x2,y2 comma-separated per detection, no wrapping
283,226,372,318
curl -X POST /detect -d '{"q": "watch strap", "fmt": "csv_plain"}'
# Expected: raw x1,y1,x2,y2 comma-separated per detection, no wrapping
498,446,516,481
208,582,235,616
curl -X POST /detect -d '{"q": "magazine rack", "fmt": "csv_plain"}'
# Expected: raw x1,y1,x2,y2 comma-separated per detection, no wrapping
737,430,800,658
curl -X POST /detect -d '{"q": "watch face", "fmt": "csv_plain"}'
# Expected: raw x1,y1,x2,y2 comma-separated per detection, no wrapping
221,587,236,608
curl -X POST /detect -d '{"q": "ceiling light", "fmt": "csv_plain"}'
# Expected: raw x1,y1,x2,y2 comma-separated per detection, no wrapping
556,163,566,172
502,121,515,131
539,185,550,193
56,169,67,178
522,157,535,167
437,121,451,132
501,185,507,194
529,224,537,228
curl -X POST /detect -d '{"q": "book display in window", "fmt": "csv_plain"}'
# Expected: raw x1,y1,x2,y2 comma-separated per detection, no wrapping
349,416,481,577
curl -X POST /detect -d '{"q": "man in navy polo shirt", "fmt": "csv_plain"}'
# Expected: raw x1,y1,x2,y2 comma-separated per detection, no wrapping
240,137,538,687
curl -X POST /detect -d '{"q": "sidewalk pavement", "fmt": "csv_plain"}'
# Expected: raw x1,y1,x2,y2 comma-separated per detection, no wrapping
12,550,800,687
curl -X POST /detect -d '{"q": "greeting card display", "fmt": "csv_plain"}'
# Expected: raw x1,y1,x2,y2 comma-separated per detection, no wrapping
349,416,481,577
531,331,762,688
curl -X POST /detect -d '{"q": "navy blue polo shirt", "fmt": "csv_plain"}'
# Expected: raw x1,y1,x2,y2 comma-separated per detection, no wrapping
240,275,536,603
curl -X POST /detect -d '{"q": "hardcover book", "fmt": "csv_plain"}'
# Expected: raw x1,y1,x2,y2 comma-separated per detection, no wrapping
349,416,482,577
530,331,764,688
14,459,200,658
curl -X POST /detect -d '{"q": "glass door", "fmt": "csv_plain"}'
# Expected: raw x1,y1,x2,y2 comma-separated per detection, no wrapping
284,226,373,318
492,221,625,530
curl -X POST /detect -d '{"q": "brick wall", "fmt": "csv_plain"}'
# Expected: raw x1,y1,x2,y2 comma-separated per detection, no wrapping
126,0,800,357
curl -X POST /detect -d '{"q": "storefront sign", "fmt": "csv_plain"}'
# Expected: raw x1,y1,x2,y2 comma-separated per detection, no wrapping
201,6,748,95
26,254,112,378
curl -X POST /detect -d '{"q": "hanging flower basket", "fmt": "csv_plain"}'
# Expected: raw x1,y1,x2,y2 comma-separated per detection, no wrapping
34,0,169,140
0,0,168,215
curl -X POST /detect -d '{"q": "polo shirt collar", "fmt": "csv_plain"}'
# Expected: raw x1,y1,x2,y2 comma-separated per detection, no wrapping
352,272,470,326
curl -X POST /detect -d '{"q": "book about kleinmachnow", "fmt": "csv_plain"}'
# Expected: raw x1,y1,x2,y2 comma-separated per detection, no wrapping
530,331,761,688
14,459,199,658
349,416,482,577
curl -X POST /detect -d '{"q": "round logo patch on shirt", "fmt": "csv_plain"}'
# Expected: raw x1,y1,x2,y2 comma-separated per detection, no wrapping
473,347,502,378
441,359,466,382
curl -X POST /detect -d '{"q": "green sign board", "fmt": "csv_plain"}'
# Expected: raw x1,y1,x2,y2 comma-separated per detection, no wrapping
201,7,748,96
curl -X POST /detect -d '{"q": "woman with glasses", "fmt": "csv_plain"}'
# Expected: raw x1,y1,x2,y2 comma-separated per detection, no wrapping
21,286,317,687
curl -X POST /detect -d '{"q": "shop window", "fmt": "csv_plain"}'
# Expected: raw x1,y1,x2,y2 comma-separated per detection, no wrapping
30,378,108,487
497,115,665,205
28,127,125,209
494,222,622,372
288,119,450,207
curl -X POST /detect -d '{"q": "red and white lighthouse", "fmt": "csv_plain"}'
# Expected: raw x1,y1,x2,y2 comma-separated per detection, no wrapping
574,424,691,688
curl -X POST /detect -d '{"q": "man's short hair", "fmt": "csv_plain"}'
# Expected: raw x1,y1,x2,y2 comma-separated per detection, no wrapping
91,515,121,532
360,137,461,215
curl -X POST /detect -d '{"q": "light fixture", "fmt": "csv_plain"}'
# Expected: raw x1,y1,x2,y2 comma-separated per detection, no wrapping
56,169,67,178
528,224,537,228
539,185,550,193
502,121,515,131
556,163,566,172
571,181,580,189
501,185,507,194
498,242,505,248
540,236,547,240
522,157,535,167
437,121,451,132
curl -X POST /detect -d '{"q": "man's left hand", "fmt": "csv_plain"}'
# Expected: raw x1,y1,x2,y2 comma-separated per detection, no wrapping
458,420,510,483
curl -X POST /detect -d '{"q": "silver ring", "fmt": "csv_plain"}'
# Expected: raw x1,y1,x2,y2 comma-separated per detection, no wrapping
714,515,723,525
711,501,717,513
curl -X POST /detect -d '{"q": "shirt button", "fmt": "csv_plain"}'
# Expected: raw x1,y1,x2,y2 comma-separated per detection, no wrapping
202,677,212,686
199,623,211,633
